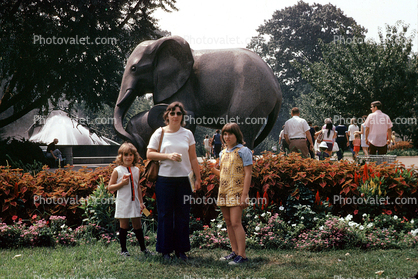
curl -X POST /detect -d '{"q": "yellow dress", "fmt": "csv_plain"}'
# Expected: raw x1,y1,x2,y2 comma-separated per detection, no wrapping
217,147,244,207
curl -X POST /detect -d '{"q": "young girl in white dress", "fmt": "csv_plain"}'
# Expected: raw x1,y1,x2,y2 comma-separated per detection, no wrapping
107,142,150,256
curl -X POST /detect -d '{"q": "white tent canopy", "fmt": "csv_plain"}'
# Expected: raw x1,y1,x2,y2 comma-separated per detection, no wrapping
29,110,115,145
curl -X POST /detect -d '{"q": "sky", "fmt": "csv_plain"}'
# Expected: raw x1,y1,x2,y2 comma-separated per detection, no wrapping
154,0,418,52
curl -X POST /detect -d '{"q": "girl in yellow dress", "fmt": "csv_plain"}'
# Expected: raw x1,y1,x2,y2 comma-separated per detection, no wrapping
211,123,253,265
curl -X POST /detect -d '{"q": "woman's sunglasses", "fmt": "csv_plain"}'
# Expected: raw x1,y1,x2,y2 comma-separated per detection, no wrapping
169,111,183,116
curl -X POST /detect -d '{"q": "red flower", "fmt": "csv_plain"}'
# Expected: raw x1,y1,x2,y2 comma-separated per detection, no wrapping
354,173,359,184
354,210,358,215
32,214,37,220
12,215,18,221
315,191,320,205
362,163,369,183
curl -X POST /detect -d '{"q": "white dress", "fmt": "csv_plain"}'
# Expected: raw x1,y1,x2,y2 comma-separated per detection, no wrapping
114,165,142,219
360,124,369,148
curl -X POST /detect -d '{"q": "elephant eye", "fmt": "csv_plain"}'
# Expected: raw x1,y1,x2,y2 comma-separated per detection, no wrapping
131,66,136,72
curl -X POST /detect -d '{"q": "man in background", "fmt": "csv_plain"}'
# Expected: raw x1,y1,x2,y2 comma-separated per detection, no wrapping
364,101,392,155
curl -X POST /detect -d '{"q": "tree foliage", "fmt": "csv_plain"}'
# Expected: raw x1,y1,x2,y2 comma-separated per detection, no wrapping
295,22,418,144
247,0,366,101
0,0,176,128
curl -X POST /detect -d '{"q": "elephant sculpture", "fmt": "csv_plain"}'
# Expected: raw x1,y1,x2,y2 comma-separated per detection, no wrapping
114,36,282,159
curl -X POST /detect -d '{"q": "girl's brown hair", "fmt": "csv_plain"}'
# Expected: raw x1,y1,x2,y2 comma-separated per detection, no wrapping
163,101,187,126
115,142,141,165
221,123,245,145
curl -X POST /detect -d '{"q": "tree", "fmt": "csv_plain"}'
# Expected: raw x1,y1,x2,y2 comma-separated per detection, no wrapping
296,22,418,144
247,0,366,131
0,0,177,128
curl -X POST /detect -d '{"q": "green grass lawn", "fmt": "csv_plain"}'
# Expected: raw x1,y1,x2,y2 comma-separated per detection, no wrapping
1,243,417,279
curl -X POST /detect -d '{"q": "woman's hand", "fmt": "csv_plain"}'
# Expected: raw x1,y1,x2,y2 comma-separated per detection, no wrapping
168,152,182,162
139,202,145,211
194,179,201,191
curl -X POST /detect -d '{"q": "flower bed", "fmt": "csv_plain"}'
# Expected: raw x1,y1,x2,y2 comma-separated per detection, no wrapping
1,152,417,250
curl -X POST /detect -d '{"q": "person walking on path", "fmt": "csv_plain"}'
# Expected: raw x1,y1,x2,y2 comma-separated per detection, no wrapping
211,123,253,265
107,142,150,257
347,118,359,157
316,118,337,157
359,116,369,156
283,107,314,158
335,121,349,160
203,135,211,159
307,121,316,159
212,130,222,158
364,101,393,155
147,102,201,261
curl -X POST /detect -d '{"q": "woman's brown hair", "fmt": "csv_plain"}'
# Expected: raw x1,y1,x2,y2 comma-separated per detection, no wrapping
221,123,245,145
115,142,141,165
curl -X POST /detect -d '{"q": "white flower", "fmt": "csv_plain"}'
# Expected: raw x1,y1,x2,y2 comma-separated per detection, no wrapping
362,213,367,218
211,219,215,222
348,221,355,227
261,213,266,217
221,228,227,232
411,219,415,224
300,217,304,220
314,217,318,221
345,214,353,221
246,214,251,218
367,223,374,228
60,224,66,229
279,206,284,211
267,211,272,216
359,226,364,230
255,226,260,231
319,226,324,230
291,224,296,227
411,229,418,236
217,224,222,228
393,215,398,220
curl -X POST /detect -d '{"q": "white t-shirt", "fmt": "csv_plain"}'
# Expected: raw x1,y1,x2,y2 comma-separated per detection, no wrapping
283,116,310,139
348,124,359,141
322,129,335,142
204,138,210,149
147,127,195,177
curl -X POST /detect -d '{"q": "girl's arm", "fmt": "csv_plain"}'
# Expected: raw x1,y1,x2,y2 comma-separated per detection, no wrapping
211,167,220,177
240,165,252,208
137,183,145,210
107,169,129,193
188,144,202,191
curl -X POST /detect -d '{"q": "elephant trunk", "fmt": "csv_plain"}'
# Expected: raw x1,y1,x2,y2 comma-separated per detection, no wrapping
114,88,136,144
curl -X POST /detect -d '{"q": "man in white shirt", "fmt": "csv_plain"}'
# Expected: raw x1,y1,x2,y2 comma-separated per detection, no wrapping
283,107,314,158
364,101,392,155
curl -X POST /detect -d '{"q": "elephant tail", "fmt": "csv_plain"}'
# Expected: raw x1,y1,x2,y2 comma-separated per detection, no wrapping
253,100,281,148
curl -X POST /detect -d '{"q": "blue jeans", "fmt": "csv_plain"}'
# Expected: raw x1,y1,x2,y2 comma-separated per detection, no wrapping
155,176,191,254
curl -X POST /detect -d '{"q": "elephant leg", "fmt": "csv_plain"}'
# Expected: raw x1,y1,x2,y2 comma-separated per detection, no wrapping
126,111,153,159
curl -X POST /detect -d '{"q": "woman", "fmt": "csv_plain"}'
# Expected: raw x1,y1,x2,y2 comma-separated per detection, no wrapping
316,119,336,156
147,102,201,261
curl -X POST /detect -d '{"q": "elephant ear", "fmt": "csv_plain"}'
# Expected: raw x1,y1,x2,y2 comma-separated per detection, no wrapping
148,104,168,130
152,36,194,103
